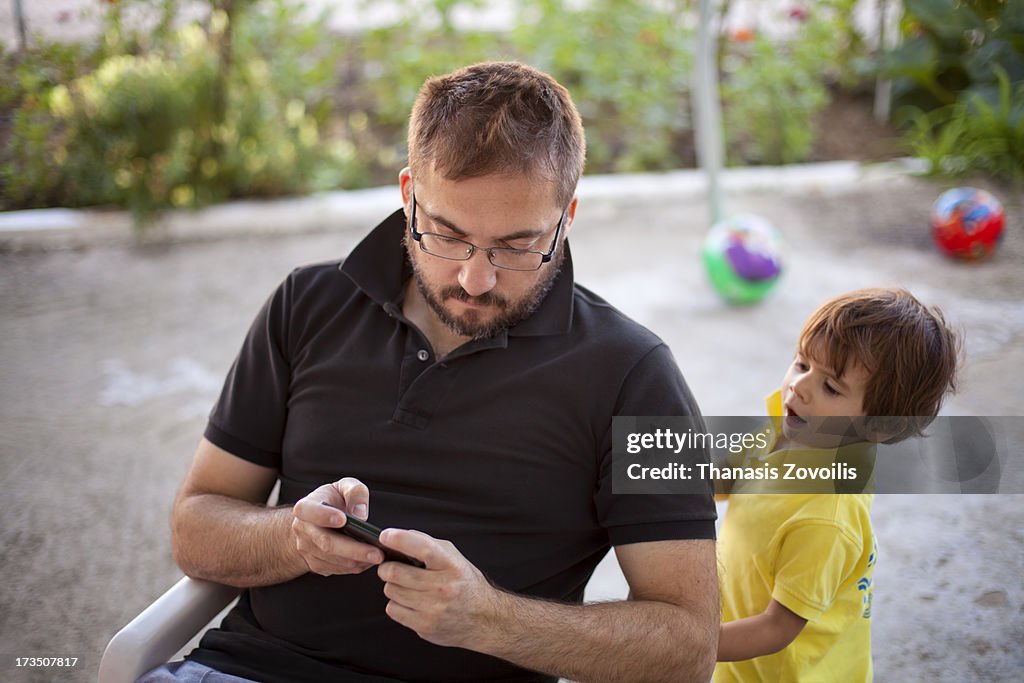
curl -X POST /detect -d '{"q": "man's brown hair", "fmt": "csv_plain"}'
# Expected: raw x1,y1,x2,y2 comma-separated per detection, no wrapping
407,61,586,207
799,288,962,442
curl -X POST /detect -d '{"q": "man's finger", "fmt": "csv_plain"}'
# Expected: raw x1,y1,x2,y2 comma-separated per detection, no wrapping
292,493,345,529
379,528,447,569
326,529,385,564
384,599,420,629
316,500,349,528
382,580,425,608
305,550,367,574
294,517,385,565
336,477,370,519
377,559,431,588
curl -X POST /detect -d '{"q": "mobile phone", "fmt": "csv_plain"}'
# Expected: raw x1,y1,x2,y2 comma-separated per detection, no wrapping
320,502,426,568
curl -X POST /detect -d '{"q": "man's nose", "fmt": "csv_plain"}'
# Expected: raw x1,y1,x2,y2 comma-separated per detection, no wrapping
457,251,497,297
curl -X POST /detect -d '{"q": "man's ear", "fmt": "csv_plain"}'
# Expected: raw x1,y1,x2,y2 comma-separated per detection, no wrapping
399,167,413,215
564,196,579,236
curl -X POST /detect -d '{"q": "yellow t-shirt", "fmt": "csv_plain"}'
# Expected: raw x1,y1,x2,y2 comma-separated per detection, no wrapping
714,392,876,683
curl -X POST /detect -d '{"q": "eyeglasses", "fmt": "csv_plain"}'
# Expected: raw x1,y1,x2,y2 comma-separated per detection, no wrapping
408,190,567,272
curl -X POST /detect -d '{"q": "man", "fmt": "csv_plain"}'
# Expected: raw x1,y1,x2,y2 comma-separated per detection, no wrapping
144,62,717,683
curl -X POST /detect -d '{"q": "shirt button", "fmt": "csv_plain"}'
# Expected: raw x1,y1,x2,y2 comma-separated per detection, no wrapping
417,349,430,362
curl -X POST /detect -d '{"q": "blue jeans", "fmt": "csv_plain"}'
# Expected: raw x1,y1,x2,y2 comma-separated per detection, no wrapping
136,660,258,683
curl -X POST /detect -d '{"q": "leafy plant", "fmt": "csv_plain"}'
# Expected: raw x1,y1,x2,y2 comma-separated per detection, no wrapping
721,34,829,165
720,1,859,165
902,67,1024,182
867,0,1024,182
2,0,355,223
0,39,93,209
870,0,1024,110
0,0,892,221
512,0,695,172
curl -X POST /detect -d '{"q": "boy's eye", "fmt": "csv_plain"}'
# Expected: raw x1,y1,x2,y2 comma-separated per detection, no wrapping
794,361,809,372
824,382,841,396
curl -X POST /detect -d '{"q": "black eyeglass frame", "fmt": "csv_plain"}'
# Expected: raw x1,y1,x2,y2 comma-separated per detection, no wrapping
408,190,568,272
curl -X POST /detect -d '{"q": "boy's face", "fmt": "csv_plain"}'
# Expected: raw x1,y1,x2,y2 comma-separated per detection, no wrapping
779,343,870,448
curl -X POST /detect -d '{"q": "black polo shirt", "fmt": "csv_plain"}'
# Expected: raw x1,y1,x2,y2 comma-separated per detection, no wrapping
190,210,715,683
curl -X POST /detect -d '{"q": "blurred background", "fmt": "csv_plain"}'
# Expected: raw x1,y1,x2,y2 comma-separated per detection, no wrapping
3,0,1020,222
1,1,1022,682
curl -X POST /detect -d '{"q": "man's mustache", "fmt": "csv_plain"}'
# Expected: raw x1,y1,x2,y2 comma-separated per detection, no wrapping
440,286,508,309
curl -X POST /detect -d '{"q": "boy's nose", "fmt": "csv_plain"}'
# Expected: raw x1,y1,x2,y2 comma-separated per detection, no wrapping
790,373,810,401
458,253,497,297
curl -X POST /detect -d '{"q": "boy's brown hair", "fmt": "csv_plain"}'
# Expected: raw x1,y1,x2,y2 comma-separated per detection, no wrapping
407,61,586,208
799,288,962,442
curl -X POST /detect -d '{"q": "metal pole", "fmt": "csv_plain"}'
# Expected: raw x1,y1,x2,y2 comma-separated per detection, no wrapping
694,0,726,225
13,0,27,52
874,0,901,123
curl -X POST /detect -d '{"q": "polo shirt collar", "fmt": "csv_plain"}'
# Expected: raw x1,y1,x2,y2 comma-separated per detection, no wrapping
341,208,575,337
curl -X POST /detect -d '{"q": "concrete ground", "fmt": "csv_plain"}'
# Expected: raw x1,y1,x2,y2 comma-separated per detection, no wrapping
1,165,1022,682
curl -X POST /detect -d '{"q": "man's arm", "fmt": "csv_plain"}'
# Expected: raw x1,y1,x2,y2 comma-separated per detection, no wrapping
172,439,385,587
717,598,807,662
378,532,719,683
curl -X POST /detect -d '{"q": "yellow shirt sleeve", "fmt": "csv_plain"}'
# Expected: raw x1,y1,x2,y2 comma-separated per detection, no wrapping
763,518,866,622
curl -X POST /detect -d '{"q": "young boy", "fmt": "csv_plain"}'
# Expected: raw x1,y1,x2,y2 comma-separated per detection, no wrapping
714,288,961,682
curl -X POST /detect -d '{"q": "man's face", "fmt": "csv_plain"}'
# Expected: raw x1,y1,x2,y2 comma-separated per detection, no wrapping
779,342,871,448
400,168,574,340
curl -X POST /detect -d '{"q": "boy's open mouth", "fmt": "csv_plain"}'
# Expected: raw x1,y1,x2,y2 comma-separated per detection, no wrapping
784,404,808,427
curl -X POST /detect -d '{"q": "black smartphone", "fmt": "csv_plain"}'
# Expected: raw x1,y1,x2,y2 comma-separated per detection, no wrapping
320,502,426,568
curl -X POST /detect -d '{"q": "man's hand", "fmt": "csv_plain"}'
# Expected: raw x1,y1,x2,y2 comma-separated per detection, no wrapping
378,535,718,682
377,529,503,649
291,477,385,576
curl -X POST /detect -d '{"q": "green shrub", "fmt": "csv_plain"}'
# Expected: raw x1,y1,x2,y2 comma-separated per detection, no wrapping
0,39,93,209
49,38,218,217
1,0,886,222
721,0,859,165
1,1,360,223
512,0,695,172
903,67,1024,182
867,0,1024,181
871,0,1024,110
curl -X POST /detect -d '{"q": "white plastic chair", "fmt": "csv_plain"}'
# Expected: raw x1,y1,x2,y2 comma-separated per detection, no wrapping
98,577,240,683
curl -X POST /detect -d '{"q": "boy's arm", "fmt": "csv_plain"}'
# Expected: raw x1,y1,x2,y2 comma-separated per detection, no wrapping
717,598,807,661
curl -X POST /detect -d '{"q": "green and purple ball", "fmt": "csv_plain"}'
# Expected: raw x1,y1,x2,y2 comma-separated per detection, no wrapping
702,215,784,304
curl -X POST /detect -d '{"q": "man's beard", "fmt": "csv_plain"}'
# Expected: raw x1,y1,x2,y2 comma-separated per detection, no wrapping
406,238,565,340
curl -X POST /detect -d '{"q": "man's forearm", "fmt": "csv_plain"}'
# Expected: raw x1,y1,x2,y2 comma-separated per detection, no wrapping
171,494,307,588
476,592,717,683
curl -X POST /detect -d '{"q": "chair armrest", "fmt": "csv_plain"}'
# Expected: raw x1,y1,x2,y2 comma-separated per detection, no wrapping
98,577,241,683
